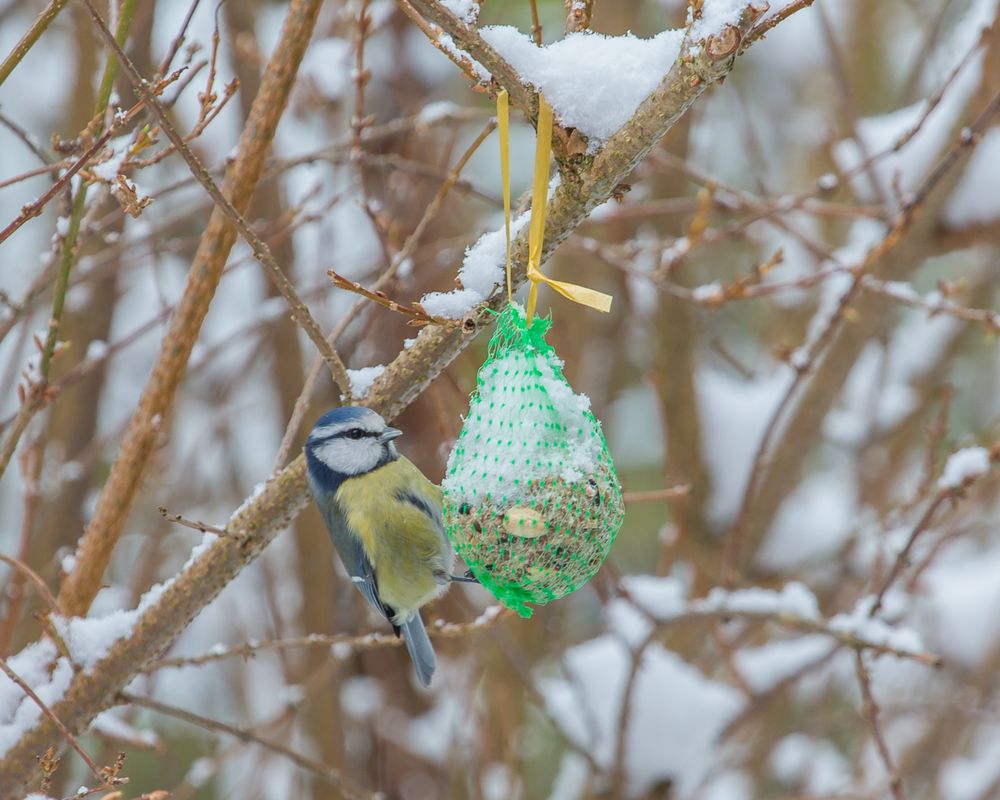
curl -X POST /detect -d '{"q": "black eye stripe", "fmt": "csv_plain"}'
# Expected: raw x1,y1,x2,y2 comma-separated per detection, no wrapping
311,426,382,445
331,428,378,440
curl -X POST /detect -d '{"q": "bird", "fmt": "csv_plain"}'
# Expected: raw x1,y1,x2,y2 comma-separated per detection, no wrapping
304,405,458,687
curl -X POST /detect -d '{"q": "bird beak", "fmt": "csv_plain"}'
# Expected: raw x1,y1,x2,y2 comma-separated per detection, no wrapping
379,427,403,443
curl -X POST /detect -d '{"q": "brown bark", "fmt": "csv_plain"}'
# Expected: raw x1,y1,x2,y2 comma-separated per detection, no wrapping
57,0,326,618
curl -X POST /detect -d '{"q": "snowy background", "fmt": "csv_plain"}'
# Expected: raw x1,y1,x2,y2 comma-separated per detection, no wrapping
2,0,1000,798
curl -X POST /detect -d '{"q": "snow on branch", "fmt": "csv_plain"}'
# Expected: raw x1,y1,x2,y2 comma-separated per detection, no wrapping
618,580,942,666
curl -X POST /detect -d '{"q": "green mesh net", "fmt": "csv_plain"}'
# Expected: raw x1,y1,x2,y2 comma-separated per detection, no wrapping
443,303,625,617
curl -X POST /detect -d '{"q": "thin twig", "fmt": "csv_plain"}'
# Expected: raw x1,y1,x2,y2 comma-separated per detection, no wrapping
0,4,152,482
624,600,944,667
610,635,655,799
272,117,496,468
155,0,206,78
55,0,325,622
0,94,153,246
79,0,353,401
0,162,63,191
854,652,904,800
0,109,52,164
622,486,691,503
126,77,240,171
722,86,1000,584
564,0,595,33
0,658,118,789
157,507,244,540
722,645,838,738
148,607,512,669
0,554,59,617
0,0,70,86
869,446,997,617
120,692,374,800
747,0,818,44
861,276,1000,334
529,0,543,44
327,271,450,326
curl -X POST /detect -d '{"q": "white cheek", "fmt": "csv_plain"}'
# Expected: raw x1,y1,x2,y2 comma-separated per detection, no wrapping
314,439,382,475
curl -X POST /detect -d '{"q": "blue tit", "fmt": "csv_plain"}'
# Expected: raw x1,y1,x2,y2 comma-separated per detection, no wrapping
304,406,455,687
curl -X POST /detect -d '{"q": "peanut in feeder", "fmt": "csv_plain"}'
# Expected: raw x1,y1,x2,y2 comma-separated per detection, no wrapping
442,93,623,618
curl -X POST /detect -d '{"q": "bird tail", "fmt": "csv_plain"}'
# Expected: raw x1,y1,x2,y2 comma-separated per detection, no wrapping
400,612,436,688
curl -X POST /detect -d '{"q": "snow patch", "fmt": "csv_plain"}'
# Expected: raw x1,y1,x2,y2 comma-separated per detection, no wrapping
757,469,857,570
479,26,684,146
439,32,489,80
0,640,74,757
828,596,925,654
420,213,528,318
418,101,460,126
690,0,751,40
693,582,821,619
340,675,384,719
92,135,131,182
939,731,1000,800
542,635,743,796
691,280,724,303
944,124,1000,227
52,581,169,670
86,339,109,361
771,733,851,795
302,38,352,100
346,365,386,398
919,544,1000,667
606,575,687,647
92,709,160,748
937,446,991,489
443,323,603,503
440,0,479,25
735,635,832,692
698,367,791,524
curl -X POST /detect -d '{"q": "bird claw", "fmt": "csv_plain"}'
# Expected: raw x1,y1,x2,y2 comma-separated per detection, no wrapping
450,570,479,584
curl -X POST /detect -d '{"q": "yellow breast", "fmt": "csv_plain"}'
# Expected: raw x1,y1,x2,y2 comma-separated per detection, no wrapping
336,458,449,616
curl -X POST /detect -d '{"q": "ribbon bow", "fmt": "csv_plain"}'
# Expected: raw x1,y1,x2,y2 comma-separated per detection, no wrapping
497,90,613,323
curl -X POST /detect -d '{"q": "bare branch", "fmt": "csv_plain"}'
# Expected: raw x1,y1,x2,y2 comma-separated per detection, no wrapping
0,658,117,789
54,0,326,621
564,0,595,33
854,652,905,800
120,692,374,800
148,607,513,670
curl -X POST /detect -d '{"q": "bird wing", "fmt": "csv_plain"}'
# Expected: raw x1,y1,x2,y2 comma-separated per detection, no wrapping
316,497,397,627
394,488,444,537
394,459,446,537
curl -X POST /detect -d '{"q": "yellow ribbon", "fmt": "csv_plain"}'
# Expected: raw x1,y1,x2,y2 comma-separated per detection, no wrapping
497,91,613,322
498,90,512,301
525,95,613,322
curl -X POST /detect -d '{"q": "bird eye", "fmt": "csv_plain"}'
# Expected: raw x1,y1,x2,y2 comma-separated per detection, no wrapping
347,429,366,439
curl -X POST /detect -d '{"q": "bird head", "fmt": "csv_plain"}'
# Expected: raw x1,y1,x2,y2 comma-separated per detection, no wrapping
304,406,402,481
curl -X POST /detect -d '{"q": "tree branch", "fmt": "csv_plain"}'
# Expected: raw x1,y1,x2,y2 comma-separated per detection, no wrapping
121,692,374,800
55,0,326,619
